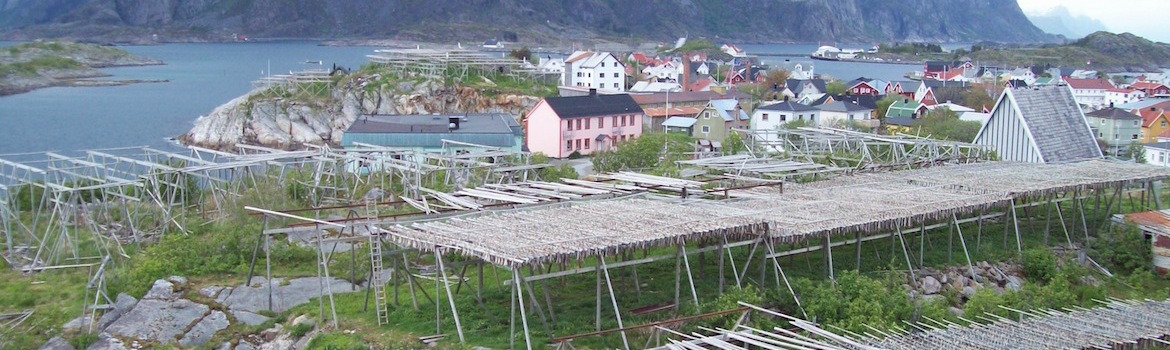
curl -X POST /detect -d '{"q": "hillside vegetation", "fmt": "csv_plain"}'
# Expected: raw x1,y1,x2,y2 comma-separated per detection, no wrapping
0,41,162,95
966,32,1170,71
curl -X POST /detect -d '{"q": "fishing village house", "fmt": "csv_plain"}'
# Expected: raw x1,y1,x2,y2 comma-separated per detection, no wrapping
1085,107,1142,156
750,100,820,142
562,51,627,92
782,78,827,101
1130,80,1170,97
537,56,564,74
1137,106,1170,143
632,90,748,132
973,85,1102,163
524,90,644,158
774,60,815,80
1106,88,1145,106
847,77,887,96
816,101,876,128
882,98,929,129
885,81,917,99
1065,78,1115,110
923,59,973,80
721,44,747,58
691,99,750,149
341,113,524,162
1144,142,1170,166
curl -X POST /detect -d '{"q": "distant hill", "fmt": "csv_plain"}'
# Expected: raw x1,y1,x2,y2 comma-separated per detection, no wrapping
1025,6,1109,40
968,32,1170,72
0,0,1054,44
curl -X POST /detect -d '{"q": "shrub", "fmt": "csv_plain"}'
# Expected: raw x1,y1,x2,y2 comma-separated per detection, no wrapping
777,271,914,334
1094,224,1153,274
291,322,315,338
1021,248,1058,283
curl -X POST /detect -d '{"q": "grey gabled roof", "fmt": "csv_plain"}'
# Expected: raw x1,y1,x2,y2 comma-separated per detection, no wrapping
757,100,818,112
1086,107,1142,121
544,94,644,118
817,101,872,113
1008,85,1102,162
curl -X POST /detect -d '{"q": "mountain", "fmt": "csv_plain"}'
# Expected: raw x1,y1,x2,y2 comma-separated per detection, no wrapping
968,31,1170,71
1025,6,1108,39
0,0,1054,44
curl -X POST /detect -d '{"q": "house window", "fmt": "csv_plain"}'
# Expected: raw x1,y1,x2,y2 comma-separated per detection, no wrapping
612,116,617,126
1134,120,1140,127
575,119,582,130
614,83,619,89
585,118,591,129
566,120,572,129
599,73,605,78
585,139,591,149
566,140,572,151
704,112,710,119
780,114,787,121
600,62,605,67
1162,121,1167,127
701,125,710,133
1133,134,1139,140
621,116,627,126
599,117,604,128
577,72,582,77
762,113,769,121
575,139,581,149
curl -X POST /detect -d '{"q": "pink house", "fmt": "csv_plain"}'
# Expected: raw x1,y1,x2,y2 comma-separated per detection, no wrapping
525,90,645,158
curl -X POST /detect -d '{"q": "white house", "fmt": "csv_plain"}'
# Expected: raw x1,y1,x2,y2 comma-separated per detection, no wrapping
1065,78,1116,110
563,51,626,92
1146,142,1170,166
642,61,682,82
1001,68,1037,86
1105,88,1146,106
775,60,815,80
973,85,1102,163
750,101,820,143
538,57,564,74
721,44,747,58
816,101,876,128
782,79,827,101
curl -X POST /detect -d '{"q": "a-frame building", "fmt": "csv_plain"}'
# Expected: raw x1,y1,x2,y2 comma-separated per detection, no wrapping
973,85,1102,163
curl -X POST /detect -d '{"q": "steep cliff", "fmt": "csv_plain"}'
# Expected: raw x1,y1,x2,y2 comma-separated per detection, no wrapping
2,0,1053,43
180,75,540,151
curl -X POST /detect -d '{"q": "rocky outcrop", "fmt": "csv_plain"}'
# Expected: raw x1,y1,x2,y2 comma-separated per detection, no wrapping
0,41,164,95
906,261,1027,302
2,0,1053,43
179,76,540,151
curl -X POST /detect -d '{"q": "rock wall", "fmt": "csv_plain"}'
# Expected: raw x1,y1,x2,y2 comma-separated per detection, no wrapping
179,78,540,151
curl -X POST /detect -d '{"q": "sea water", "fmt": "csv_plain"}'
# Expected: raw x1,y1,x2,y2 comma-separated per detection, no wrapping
0,41,920,154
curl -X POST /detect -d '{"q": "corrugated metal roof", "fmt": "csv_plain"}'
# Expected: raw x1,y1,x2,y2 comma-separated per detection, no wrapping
342,113,521,148
544,94,643,119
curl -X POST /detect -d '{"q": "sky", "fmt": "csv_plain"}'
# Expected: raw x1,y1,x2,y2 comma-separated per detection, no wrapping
1017,0,1170,42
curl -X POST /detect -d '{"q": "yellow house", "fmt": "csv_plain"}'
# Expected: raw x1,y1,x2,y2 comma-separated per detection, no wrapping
1138,107,1170,143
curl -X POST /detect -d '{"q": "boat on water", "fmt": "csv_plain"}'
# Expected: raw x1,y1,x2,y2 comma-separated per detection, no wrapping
904,71,924,81
304,60,323,65
810,45,863,61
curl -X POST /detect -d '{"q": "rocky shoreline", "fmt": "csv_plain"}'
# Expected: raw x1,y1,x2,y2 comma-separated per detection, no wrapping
0,41,165,96
180,76,540,151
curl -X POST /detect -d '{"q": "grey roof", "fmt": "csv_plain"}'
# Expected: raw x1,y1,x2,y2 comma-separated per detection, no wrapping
708,99,749,121
662,116,697,128
1008,86,1102,162
544,94,644,118
758,100,818,112
1146,142,1170,151
884,116,916,126
343,113,521,148
894,80,922,92
1086,107,1142,121
817,101,873,113
786,79,826,96
1116,98,1170,110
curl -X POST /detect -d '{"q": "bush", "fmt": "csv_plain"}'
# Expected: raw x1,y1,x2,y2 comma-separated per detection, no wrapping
567,151,582,159
1021,248,1058,283
1094,224,1153,274
291,322,315,338
108,222,257,297
778,271,914,333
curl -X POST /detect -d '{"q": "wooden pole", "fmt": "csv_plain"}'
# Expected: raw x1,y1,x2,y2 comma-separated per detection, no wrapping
600,259,630,350
436,251,465,343
680,245,700,310
514,269,533,350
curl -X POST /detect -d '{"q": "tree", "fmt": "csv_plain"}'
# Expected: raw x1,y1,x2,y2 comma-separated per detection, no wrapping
591,132,695,174
825,80,848,95
961,87,997,112
1127,143,1147,163
911,108,982,142
723,131,747,155
763,68,790,91
508,47,534,62
875,96,899,119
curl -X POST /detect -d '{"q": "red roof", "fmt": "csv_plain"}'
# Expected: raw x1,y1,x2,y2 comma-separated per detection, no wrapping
690,77,714,92
1138,108,1165,127
939,68,965,81
1064,78,1115,90
1132,81,1168,91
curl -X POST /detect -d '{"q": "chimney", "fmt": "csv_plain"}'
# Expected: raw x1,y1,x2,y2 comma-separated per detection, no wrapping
683,59,692,91
589,88,597,96
448,116,461,130
1109,102,1114,109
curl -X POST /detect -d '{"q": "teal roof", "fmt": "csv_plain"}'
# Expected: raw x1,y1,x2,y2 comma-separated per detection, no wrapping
886,99,923,118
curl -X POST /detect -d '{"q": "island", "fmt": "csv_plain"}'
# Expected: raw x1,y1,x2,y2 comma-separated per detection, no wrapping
0,41,166,96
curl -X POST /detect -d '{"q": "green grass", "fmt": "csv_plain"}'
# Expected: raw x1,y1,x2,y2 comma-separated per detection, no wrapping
0,57,86,78
0,268,92,350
